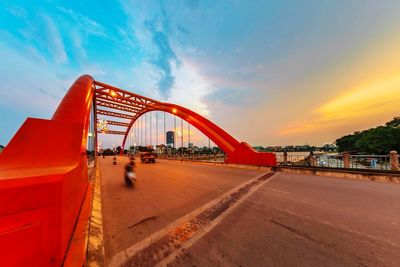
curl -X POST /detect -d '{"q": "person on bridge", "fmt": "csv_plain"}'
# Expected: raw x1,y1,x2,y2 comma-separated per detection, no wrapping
124,159,136,187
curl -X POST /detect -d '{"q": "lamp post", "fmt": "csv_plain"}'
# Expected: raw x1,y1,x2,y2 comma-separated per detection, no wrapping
181,118,183,158
130,133,134,153
208,138,211,161
177,131,183,160
112,143,117,165
174,115,176,154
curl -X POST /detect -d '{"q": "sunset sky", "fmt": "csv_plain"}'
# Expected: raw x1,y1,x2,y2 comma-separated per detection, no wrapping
1,1,400,148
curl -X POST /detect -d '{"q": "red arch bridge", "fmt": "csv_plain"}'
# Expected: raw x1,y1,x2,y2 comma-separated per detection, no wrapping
0,75,276,266
1,75,399,267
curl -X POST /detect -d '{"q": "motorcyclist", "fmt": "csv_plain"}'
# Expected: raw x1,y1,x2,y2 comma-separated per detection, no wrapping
124,159,136,187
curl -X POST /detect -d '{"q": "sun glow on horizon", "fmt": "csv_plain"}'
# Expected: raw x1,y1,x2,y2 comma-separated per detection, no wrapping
319,74,400,121
279,74,400,136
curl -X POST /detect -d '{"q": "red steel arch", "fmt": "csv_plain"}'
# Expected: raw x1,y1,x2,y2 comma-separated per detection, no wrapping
0,75,276,266
93,80,276,166
0,75,95,266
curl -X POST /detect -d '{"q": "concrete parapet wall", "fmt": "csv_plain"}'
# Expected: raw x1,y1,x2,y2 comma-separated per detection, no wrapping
160,159,400,183
275,166,400,183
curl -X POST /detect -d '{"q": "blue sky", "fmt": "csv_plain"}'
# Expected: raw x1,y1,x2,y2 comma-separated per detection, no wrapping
1,0,400,147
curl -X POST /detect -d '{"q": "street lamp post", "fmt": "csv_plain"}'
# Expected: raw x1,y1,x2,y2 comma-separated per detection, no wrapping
177,131,183,160
174,115,176,154
208,138,211,161
181,118,183,158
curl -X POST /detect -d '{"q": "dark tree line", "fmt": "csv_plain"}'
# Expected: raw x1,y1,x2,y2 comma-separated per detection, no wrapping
335,117,400,154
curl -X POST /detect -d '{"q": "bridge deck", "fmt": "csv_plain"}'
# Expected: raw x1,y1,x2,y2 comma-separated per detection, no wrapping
99,156,264,260
99,157,400,266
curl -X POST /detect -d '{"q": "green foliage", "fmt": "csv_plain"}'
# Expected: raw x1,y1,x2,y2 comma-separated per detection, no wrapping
385,117,400,128
335,117,400,154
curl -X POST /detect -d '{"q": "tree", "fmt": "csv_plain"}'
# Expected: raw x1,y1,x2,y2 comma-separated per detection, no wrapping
386,117,400,128
335,133,362,152
335,117,400,154
356,126,400,154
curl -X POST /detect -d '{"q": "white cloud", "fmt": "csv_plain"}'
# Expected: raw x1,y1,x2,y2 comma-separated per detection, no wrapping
168,58,211,117
43,15,68,64
0,42,71,117
57,7,108,38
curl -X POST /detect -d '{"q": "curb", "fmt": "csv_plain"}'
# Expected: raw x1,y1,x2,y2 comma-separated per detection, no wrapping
87,163,106,266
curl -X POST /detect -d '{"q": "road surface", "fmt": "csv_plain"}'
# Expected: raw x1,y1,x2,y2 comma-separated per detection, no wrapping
99,156,264,260
99,156,400,266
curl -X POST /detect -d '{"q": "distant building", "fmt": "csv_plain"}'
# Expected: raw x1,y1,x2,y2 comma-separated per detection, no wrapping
188,142,193,148
156,144,166,154
166,131,175,147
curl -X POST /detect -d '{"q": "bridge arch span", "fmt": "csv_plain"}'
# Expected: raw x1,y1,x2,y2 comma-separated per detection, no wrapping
122,103,240,154
93,79,276,166
0,75,276,266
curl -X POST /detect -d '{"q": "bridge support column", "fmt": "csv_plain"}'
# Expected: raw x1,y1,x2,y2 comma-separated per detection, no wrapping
343,152,350,168
390,151,399,171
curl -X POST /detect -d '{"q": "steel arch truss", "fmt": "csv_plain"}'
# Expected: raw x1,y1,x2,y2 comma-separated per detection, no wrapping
93,80,276,166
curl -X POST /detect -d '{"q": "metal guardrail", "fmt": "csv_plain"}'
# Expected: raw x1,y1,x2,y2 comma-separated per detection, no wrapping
157,152,399,171
277,153,396,171
158,153,226,162
348,155,390,170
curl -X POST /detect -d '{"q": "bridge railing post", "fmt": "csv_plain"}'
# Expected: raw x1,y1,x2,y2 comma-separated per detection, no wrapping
343,152,350,168
389,151,399,171
283,151,288,165
309,151,316,167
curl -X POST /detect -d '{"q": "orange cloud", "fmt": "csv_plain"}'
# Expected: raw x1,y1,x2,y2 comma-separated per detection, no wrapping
279,74,400,136
318,74,400,121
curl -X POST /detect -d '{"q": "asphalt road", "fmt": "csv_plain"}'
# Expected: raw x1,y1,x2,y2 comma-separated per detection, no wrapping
99,156,264,260
170,173,400,267
99,156,400,266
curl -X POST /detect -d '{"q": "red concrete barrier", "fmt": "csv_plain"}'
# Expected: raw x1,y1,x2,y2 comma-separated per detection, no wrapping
0,75,94,266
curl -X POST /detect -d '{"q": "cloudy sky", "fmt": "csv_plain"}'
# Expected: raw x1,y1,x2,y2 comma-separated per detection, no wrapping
1,0,400,148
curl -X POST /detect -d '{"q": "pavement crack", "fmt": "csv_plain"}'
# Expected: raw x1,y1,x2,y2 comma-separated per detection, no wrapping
129,216,158,229
269,219,319,244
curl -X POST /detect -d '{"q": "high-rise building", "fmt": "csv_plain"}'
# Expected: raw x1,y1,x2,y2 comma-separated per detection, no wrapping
166,131,174,147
